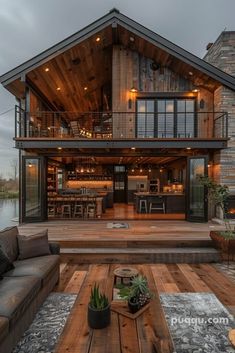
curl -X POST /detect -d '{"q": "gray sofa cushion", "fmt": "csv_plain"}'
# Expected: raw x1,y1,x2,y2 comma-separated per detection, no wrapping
17,229,50,260
0,276,41,326
0,316,9,343
0,248,14,278
5,255,60,285
0,226,18,262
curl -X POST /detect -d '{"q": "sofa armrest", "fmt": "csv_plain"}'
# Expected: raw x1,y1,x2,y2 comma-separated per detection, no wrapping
49,242,60,255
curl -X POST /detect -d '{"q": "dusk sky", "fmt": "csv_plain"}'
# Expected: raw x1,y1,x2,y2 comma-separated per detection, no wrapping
0,0,235,178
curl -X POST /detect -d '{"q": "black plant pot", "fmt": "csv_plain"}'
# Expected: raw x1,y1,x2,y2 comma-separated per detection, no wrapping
88,304,111,329
128,298,140,314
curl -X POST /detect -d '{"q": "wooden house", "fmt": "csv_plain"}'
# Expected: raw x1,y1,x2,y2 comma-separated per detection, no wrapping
1,9,235,223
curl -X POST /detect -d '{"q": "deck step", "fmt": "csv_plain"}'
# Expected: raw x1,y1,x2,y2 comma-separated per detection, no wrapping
58,239,213,249
61,247,220,264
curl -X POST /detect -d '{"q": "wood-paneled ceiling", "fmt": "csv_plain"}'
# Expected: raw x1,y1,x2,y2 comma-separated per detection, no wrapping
8,24,224,111
58,156,182,166
27,27,113,112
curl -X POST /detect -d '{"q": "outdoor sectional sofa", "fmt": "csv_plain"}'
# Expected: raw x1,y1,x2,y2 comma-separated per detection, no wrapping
0,226,60,353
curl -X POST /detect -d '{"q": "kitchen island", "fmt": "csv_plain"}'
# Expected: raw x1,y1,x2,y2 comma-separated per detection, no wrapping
134,192,185,214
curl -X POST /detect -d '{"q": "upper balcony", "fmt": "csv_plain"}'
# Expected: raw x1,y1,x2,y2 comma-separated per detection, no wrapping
14,107,228,150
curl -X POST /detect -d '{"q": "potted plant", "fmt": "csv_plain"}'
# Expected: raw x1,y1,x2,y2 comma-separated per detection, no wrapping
88,283,110,329
198,176,235,255
118,275,152,313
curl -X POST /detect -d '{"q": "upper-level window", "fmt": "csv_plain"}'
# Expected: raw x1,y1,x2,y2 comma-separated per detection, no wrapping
137,98,196,138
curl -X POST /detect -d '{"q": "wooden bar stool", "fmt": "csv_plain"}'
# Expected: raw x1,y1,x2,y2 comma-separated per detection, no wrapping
86,200,96,219
139,199,148,213
73,203,83,218
48,203,57,217
62,204,72,218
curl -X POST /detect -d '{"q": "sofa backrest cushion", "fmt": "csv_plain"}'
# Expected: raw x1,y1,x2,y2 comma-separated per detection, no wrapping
0,226,19,262
0,248,14,279
17,229,51,260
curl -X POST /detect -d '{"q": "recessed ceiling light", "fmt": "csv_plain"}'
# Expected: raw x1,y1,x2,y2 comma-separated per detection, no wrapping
96,37,101,42
84,86,88,91
45,67,50,72
56,87,61,91
189,71,193,76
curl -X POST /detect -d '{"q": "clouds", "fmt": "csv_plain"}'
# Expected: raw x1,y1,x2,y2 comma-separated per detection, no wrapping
0,0,234,177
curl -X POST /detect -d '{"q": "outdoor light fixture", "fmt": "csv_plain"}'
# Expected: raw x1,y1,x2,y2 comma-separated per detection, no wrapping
130,87,138,93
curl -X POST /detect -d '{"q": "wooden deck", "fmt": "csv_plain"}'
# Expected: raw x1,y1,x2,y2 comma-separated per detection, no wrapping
19,220,224,263
54,262,235,353
19,220,224,242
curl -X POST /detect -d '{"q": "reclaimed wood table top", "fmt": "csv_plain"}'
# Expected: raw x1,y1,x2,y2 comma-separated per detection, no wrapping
55,264,175,353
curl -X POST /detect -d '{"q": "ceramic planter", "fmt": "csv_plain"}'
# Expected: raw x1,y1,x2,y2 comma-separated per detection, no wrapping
87,304,111,329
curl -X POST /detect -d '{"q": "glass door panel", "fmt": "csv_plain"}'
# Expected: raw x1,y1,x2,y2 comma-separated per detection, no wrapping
22,157,46,222
186,157,208,222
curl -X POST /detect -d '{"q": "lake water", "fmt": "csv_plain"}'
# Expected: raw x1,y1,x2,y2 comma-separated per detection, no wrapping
0,199,19,229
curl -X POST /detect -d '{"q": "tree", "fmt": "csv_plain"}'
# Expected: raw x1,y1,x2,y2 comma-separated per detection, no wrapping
10,158,18,181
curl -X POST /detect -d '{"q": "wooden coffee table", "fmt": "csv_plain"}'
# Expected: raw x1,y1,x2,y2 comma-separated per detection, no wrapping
55,264,174,353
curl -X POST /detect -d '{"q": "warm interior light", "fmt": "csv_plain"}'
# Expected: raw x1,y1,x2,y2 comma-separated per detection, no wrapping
130,87,138,93
186,147,191,150
84,86,88,91
131,147,136,150
129,36,135,42
192,88,199,93
148,169,152,173
160,169,163,173
208,164,211,168
96,37,101,42
140,168,143,173
56,87,61,91
28,163,33,168
57,147,62,150
188,71,193,76
131,169,135,172
45,67,50,72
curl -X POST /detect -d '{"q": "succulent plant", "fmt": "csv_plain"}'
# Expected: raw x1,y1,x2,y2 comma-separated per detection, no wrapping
118,275,152,309
89,283,109,310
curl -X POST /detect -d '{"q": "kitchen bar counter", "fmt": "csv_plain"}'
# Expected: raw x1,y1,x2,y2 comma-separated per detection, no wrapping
134,192,185,213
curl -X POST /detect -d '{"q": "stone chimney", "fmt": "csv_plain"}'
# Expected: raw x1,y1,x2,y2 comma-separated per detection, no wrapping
204,31,235,76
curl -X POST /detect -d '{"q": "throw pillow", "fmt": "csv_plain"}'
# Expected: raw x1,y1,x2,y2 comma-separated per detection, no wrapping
17,229,51,260
0,247,15,279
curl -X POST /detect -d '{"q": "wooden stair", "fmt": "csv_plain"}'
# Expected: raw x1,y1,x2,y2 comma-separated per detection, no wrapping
60,239,220,264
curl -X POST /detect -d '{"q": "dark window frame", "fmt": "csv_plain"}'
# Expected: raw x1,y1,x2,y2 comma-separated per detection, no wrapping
135,94,197,138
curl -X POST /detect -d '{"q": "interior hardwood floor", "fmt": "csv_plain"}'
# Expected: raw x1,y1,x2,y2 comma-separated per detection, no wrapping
55,262,235,313
101,204,185,220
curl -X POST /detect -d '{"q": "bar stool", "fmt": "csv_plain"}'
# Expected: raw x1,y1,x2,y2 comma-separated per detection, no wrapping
48,203,57,217
86,202,96,219
62,204,72,218
149,197,165,213
73,203,83,218
139,199,148,213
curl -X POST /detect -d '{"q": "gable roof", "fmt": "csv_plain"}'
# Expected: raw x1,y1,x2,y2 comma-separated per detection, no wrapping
1,8,235,90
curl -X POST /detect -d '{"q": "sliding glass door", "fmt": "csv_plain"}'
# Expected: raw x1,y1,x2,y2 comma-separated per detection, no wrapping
186,156,208,222
22,156,47,222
